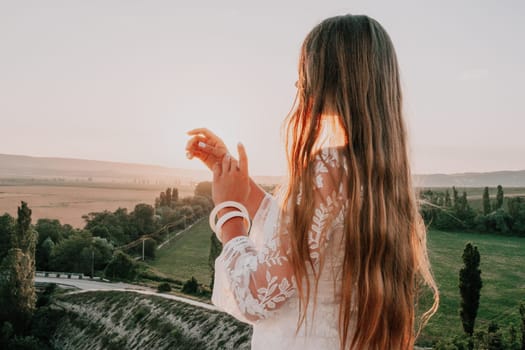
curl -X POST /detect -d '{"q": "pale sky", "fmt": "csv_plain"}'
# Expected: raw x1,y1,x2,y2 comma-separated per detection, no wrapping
1,0,524,176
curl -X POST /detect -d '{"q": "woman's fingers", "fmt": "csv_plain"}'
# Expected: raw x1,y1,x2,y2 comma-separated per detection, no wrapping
186,135,228,165
186,135,211,153
212,161,221,181
237,142,248,175
187,128,222,147
222,153,231,173
198,142,224,158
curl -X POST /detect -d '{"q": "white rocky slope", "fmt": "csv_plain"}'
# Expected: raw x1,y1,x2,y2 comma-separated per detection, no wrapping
51,290,251,350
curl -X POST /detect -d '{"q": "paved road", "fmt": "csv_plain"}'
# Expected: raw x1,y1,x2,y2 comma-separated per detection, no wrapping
35,276,218,312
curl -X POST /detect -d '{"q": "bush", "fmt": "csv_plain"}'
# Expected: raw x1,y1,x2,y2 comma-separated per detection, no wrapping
104,251,138,281
8,335,41,350
30,306,64,346
157,282,172,293
181,277,200,295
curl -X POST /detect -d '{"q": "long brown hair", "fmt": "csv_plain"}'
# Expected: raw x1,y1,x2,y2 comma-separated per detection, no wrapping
282,14,439,349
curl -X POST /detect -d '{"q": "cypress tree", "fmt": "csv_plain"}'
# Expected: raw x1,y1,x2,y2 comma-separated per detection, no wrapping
483,187,491,215
165,188,172,207
496,185,504,210
520,302,525,350
453,186,459,208
459,243,483,337
0,202,37,332
445,190,452,207
172,188,179,204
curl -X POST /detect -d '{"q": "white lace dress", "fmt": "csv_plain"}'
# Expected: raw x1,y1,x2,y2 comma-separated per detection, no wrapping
212,148,349,350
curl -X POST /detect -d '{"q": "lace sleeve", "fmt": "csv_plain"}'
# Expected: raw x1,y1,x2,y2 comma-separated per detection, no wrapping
212,148,347,323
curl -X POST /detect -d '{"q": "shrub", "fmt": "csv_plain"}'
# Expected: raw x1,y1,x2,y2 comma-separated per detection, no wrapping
181,277,200,295
8,335,41,350
104,251,138,281
157,282,172,293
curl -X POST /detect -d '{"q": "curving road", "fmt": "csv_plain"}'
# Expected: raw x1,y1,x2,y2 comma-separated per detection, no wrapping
35,276,218,312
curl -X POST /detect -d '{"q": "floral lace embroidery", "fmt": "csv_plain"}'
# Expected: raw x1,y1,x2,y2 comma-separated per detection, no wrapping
214,148,347,322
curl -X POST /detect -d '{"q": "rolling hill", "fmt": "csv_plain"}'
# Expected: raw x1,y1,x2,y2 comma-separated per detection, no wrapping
1,153,524,187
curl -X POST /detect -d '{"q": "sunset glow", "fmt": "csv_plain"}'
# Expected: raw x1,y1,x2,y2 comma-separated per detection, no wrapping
0,1,523,175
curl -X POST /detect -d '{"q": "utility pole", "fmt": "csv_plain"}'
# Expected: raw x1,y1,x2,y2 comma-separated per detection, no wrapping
142,239,145,261
91,250,94,279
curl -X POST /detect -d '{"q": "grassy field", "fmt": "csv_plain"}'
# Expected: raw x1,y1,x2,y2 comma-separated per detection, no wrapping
150,218,213,286
421,230,524,343
149,222,525,343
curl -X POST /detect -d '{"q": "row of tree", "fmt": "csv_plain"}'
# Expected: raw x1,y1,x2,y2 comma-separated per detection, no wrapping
420,186,525,235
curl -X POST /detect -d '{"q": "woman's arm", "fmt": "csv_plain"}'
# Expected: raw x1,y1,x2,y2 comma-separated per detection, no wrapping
245,178,266,220
214,148,347,322
186,128,266,218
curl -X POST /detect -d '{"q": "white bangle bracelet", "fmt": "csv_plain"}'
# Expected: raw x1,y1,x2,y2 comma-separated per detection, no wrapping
209,201,250,233
215,210,251,242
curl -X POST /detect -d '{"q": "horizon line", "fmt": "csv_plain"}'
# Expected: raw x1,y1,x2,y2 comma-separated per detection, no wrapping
1,152,524,178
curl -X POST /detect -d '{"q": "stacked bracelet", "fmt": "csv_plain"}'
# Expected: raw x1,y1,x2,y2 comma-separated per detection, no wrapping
209,201,251,242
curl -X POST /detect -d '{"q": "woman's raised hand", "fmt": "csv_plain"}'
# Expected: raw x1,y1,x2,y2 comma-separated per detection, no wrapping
212,142,251,206
186,128,229,170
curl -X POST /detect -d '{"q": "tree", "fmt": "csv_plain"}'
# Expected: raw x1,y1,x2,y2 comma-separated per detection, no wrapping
50,230,113,275
453,186,459,208
455,192,476,228
83,208,132,246
50,230,93,273
445,190,452,208
159,192,167,207
165,188,172,207
520,302,525,350
0,202,37,332
508,197,525,234
182,277,200,295
131,203,156,235
155,187,179,208
143,238,156,259
171,188,179,204
104,251,138,281
483,187,491,215
35,237,54,271
35,219,70,246
496,185,504,210
0,214,15,263
459,243,483,337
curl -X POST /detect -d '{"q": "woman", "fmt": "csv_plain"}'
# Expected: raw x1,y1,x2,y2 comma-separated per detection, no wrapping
186,14,439,350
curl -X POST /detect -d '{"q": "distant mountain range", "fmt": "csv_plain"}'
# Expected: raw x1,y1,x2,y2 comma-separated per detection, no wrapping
1,153,524,187
0,153,282,187
413,170,525,187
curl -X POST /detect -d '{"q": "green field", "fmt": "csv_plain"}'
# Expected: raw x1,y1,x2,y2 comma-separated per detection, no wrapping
149,221,525,343
150,218,213,286
421,230,524,342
